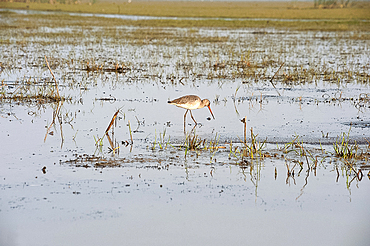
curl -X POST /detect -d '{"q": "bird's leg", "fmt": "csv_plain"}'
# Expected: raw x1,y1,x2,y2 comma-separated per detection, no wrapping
189,110,197,125
184,109,188,131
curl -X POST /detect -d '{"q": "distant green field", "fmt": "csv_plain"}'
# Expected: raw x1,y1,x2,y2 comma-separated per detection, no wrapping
1,1,370,31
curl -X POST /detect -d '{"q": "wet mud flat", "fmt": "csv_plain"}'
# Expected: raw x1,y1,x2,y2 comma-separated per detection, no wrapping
1,11,370,246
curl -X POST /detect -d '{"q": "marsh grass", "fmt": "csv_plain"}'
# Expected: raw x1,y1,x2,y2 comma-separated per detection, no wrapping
150,130,223,162
281,134,327,171
83,60,131,73
151,129,171,151
2,14,370,91
228,127,267,164
183,132,204,157
333,127,359,159
148,124,368,174
0,80,69,104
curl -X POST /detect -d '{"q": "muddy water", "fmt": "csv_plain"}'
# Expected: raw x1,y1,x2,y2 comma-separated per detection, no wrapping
1,12,370,246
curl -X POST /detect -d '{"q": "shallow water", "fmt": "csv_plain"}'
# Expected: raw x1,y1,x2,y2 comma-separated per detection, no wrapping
1,12,370,246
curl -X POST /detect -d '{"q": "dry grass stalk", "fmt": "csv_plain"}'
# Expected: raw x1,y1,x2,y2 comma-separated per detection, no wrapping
44,56,60,100
128,120,133,144
269,62,284,96
105,110,120,134
241,116,247,144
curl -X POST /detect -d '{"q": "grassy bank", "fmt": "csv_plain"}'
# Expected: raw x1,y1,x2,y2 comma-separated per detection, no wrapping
1,1,370,31
1,10,369,32
1,1,370,20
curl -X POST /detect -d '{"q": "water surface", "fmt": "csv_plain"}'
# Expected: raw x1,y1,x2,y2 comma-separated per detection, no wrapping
0,12,369,246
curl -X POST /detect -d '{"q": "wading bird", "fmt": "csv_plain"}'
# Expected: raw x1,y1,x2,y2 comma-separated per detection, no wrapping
168,95,215,128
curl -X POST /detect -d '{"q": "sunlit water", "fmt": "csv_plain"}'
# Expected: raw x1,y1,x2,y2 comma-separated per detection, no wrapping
0,12,369,246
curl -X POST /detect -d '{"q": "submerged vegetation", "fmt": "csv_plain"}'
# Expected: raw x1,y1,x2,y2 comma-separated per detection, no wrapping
65,111,370,190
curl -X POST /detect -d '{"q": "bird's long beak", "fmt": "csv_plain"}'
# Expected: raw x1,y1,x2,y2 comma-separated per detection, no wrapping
208,106,215,119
